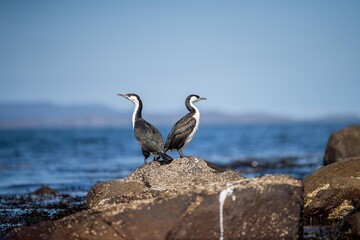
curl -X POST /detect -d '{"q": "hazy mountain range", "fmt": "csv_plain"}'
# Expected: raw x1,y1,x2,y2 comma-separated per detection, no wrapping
0,102,359,129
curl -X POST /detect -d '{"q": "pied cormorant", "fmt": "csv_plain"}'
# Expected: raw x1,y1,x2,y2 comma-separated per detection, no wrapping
118,93,172,164
164,94,206,158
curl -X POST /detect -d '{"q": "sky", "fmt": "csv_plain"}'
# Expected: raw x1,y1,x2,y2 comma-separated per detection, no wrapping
0,1,359,118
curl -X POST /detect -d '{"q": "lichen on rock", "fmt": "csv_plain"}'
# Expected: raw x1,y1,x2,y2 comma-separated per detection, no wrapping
328,200,355,220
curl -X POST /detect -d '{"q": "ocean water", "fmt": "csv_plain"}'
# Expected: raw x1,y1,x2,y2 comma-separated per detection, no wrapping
0,122,355,196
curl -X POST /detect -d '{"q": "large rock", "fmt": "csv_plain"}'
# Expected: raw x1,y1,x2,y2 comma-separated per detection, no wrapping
323,125,360,165
5,158,304,239
5,174,303,240
87,157,244,209
304,157,360,225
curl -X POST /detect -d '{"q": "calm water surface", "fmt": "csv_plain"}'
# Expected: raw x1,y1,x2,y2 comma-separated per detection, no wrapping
0,122,355,196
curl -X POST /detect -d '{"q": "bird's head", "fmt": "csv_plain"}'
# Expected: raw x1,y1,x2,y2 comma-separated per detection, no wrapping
188,94,207,103
117,93,141,105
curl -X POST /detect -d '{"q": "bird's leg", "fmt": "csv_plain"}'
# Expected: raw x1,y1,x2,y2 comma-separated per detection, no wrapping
142,150,150,165
178,149,186,158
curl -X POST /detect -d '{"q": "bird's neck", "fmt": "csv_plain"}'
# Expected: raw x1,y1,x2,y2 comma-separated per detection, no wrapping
186,100,198,114
132,100,142,129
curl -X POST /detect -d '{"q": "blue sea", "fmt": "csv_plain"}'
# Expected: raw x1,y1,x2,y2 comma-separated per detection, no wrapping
0,122,355,196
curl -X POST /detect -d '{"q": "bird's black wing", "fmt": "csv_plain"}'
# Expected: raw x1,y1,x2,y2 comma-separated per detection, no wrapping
134,118,165,154
165,114,196,151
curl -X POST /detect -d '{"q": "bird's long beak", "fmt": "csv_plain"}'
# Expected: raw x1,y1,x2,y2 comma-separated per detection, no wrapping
117,93,127,98
196,97,207,102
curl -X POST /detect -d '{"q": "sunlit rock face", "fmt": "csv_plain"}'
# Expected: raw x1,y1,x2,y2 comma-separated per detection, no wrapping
304,157,360,225
5,157,303,240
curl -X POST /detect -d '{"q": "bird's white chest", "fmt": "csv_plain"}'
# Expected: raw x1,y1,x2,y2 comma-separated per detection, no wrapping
183,110,200,148
132,101,140,129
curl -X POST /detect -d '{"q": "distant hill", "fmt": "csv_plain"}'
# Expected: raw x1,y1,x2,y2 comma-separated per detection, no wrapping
0,102,359,129
0,102,128,128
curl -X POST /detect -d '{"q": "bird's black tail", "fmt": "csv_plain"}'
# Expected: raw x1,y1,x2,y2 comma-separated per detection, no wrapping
160,153,173,162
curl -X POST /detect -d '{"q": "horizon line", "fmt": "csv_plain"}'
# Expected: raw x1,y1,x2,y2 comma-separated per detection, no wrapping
0,100,359,121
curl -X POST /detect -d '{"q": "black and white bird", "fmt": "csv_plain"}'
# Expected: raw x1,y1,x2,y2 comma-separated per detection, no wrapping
118,93,172,164
164,94,206,158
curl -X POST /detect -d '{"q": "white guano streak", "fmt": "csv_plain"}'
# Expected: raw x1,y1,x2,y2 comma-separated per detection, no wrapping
219,185,236,240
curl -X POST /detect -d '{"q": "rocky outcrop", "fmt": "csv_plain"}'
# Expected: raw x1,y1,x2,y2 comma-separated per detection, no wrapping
323,125,360,165
87,157,244,209
5,157,304,240
304,157,360,225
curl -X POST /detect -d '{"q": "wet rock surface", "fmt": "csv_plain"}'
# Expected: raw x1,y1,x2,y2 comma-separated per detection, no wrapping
347,212,360,239
219,155,318,179
0,188,86,238
4,158,303,240
323,125,360,165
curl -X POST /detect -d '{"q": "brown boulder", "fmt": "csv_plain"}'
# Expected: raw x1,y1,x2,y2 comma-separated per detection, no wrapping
5,175,303,240
304,157,360,225
31,186,58,195
323,125,360,165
